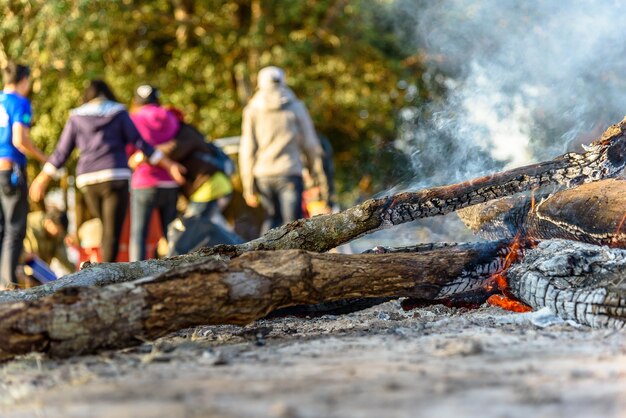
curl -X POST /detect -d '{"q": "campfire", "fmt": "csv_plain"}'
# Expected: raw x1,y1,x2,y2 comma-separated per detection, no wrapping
0,118,625,361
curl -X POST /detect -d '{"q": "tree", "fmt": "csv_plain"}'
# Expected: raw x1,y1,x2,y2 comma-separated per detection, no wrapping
0,0,429,196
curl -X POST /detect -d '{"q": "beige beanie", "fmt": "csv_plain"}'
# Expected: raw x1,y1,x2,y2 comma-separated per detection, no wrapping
257,66,285,90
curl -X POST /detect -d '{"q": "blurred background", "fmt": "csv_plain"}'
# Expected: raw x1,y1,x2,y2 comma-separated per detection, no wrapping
3,0,626,251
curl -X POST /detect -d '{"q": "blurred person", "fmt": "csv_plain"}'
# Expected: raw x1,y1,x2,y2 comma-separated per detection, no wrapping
127,85,181,261
158,108,235,228
239,66,329,233
30,80,185,263
154,109,243,255
23,208,75,273
0,61,48,289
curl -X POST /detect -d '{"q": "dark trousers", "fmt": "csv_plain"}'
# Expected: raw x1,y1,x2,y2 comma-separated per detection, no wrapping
130,187,178,261
256,175,304,234
0,168,28,287
83,180,129,263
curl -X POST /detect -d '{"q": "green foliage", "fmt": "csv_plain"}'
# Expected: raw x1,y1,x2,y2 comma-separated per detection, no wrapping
0,0,431,198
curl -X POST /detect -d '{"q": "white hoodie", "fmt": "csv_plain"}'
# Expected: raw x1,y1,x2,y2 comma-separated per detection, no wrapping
239,84,328,200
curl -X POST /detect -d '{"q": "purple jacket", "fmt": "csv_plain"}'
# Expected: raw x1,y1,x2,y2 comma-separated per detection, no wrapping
129,104,180,189
44,100,160,189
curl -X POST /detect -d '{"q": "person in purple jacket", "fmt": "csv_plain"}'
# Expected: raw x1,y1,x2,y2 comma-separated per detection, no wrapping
30,80,185,263
127,84,180,261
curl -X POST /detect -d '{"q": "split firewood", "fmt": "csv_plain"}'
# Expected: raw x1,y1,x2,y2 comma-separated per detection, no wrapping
0,241,509,361
458,178,626,246
507,240,626,328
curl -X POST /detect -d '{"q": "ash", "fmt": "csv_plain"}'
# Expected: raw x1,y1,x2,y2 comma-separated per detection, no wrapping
1,300,624,418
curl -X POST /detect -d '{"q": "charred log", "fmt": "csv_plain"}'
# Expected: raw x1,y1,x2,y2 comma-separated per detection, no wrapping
0,242,508,361
205,120,626,254
507,240,626,328
527,179,626,246
458,179,626,246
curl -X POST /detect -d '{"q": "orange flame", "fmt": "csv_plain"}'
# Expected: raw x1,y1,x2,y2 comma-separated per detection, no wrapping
487,294,532,313
530,188,537,213
484,232,533,312
611,212,626,248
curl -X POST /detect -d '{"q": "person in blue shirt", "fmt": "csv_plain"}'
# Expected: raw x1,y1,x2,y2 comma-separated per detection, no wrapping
0,61,47,289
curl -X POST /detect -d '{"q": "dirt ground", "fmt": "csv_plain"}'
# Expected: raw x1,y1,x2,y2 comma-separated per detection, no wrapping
0,300,624,418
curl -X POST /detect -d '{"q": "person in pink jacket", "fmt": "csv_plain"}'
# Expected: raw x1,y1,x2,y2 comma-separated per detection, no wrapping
128,85,181,261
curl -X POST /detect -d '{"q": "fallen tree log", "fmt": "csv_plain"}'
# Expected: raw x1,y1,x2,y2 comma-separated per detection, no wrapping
458,179,626,246
0,251,219,304
507,240,626,328
0,241,508,361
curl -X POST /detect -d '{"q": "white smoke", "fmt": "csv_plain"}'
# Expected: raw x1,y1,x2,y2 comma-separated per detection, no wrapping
394,0,626,187
347,0,626,250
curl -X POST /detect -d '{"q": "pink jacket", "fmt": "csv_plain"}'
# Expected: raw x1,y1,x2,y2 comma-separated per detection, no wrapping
129,104,180,189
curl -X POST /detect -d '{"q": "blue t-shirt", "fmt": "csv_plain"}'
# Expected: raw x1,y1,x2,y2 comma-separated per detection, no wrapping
0,92,32,167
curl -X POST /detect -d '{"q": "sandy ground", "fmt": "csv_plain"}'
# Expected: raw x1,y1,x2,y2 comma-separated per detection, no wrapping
0,300,624,418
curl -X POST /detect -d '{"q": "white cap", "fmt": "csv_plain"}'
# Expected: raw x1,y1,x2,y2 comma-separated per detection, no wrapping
257,66,285,90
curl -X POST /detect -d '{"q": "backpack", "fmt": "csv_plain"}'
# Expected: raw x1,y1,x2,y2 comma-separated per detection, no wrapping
199,141,235,176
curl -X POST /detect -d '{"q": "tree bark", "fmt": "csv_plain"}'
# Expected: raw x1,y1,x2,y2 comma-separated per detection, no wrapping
0,241,507,361
0,251,220,304
507,240,626,328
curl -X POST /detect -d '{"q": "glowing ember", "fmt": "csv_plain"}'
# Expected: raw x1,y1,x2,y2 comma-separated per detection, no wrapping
530,188,538,212
485,232,524,293
484,232,534,312
611,212,626,247
487,294,532,313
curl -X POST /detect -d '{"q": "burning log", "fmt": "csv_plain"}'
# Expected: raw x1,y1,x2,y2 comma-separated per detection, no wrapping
0,242,509,361
507,240,626,328
458,178,626,246
215,119,625,254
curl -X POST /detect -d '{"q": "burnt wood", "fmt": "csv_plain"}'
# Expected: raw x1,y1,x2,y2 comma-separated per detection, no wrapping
508,240,626,328
205,118,626,255
458,179,626,246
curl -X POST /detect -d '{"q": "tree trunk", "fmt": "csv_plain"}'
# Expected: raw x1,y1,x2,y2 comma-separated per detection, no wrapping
507,240,626,328
0,241,507,361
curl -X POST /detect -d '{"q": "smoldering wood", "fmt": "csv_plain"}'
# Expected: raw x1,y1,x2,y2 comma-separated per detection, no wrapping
207,118,626,255
458,179,626,246
0,242,508,361
272,240,512,317
507,240,626,328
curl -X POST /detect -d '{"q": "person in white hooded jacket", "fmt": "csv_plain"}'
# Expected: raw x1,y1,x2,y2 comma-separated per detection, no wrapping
239,66,329,233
